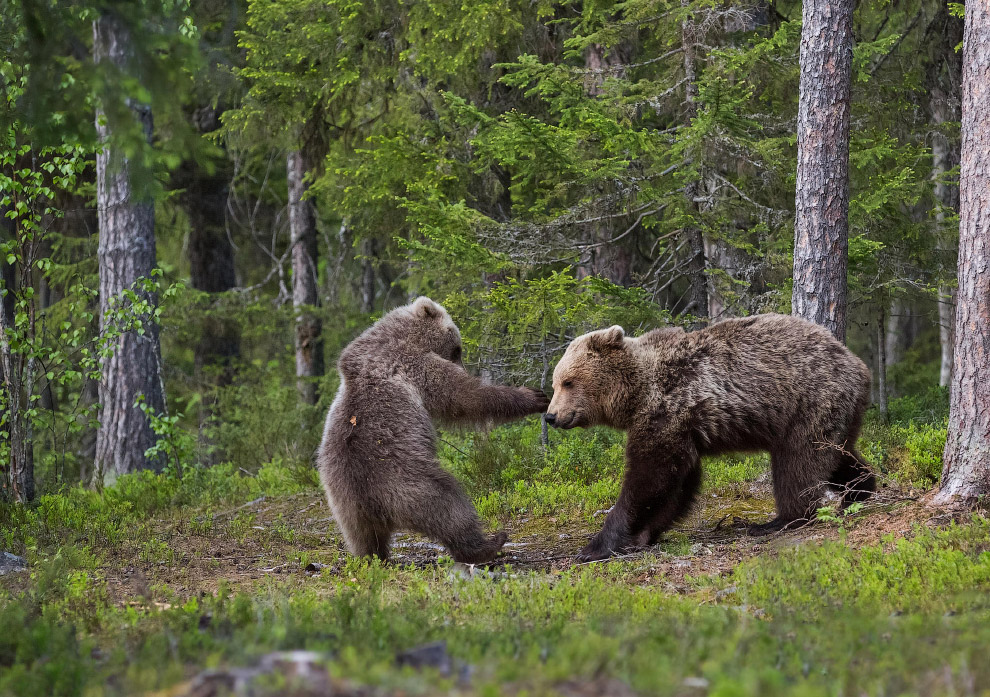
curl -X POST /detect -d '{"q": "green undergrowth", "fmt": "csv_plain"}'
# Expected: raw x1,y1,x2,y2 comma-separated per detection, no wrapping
2,518,990,696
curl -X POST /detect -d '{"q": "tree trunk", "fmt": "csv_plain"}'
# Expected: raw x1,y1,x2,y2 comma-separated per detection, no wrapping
579,43,634,287
791,0,853,343
928,7,963,388
93,12,167,485
936,0,990,504
179,106,240,386
287,149,324,405
681,1,709,322
360,236,376,313
876,303,888,421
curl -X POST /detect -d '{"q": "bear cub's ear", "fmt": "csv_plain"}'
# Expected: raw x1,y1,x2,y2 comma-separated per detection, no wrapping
411,296,442,319
589,325,625,351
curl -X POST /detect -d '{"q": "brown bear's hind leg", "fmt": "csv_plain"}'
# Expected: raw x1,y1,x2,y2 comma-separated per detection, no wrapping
828,449,875,506
748,441,829,535
399,468,507,565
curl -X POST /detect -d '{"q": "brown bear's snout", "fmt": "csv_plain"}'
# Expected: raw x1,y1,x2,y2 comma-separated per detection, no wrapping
543,412,557,426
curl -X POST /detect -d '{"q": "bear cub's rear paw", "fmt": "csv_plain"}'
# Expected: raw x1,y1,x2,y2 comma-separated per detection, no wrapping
452,531,508,565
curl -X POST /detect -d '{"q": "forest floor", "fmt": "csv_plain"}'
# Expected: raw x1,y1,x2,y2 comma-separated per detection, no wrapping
4,455,987,697
87,479,932,604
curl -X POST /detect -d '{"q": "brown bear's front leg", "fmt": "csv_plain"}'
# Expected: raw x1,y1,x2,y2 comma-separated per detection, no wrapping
577,432,700,562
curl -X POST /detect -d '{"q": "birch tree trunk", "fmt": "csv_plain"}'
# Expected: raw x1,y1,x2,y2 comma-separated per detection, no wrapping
791,0,854,343
287,149,324,405
936,0,990,504
93,11,167,484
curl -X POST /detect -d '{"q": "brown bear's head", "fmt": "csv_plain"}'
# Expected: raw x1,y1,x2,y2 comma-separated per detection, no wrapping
405,296,464,366
546,325,639,430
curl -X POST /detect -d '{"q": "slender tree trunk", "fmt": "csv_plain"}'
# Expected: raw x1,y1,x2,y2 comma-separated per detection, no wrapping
791,0,853,343
287,149,324,405
360,236,376,313
179,107,240,387
0,213,33,502
928,3,963,387
876,303,888,421
93,12,167,484
933,104,959,388
578,43,633,287
681,1,709,321
936,1,990,504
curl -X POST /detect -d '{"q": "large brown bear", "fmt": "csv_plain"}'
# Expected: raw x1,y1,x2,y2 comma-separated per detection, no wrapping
545,314,875,562
317,297,549,563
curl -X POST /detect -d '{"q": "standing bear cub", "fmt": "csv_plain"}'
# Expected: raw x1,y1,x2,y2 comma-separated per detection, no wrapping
545,314,875,562
318,297,549,563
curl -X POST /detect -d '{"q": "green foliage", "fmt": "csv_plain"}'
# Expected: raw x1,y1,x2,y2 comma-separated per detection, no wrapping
731,519,990,617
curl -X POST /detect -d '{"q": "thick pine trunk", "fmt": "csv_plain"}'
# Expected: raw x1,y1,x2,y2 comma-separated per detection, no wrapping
936,1,990,504
791,0,853,343
287,149,324,405
93,12,167,483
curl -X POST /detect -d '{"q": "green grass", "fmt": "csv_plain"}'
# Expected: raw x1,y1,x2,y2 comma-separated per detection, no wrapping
2,399,982,697
2,519,990,696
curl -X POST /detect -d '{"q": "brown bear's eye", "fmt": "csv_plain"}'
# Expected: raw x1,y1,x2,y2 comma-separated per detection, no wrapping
562,379,573,389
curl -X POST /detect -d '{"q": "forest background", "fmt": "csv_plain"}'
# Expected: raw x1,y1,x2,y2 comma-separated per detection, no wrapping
1,0,989,695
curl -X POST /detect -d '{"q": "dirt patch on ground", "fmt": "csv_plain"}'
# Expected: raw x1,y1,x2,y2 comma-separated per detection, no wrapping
75,480,958,605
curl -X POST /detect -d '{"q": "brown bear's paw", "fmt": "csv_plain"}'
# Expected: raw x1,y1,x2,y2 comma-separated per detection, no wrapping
520,387,551,414
575,537,623,563
745,516,808,536
451,531,508,565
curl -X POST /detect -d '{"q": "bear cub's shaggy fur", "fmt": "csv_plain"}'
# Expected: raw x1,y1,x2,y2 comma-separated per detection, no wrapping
318,297,549,563
546,314,875,562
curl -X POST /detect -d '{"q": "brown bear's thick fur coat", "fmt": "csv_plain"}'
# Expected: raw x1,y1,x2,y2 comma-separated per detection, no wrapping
546,314,875,561
317,297,549,563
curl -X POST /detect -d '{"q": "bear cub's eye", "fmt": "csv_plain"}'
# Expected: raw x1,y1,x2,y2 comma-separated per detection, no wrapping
562,379,573,389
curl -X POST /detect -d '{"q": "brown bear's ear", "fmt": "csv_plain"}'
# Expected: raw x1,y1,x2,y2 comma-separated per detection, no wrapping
588,325,625,352
411,296,442,319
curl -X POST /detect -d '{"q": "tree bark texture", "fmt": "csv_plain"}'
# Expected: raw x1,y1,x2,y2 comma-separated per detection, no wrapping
791,0,853,343
287,149,324,405
93,12,167,483
936,1,990,504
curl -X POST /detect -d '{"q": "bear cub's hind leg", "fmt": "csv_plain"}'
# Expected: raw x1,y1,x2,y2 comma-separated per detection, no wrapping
399,468,508,564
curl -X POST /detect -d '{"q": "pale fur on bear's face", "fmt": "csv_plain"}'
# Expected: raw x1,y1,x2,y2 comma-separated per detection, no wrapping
548,325,636,429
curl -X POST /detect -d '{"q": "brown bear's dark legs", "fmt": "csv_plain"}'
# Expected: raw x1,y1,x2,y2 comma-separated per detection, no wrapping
577,435,699,561
400,469,507,564
751,436,842,535
638,463,702,547
828,448,876,505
